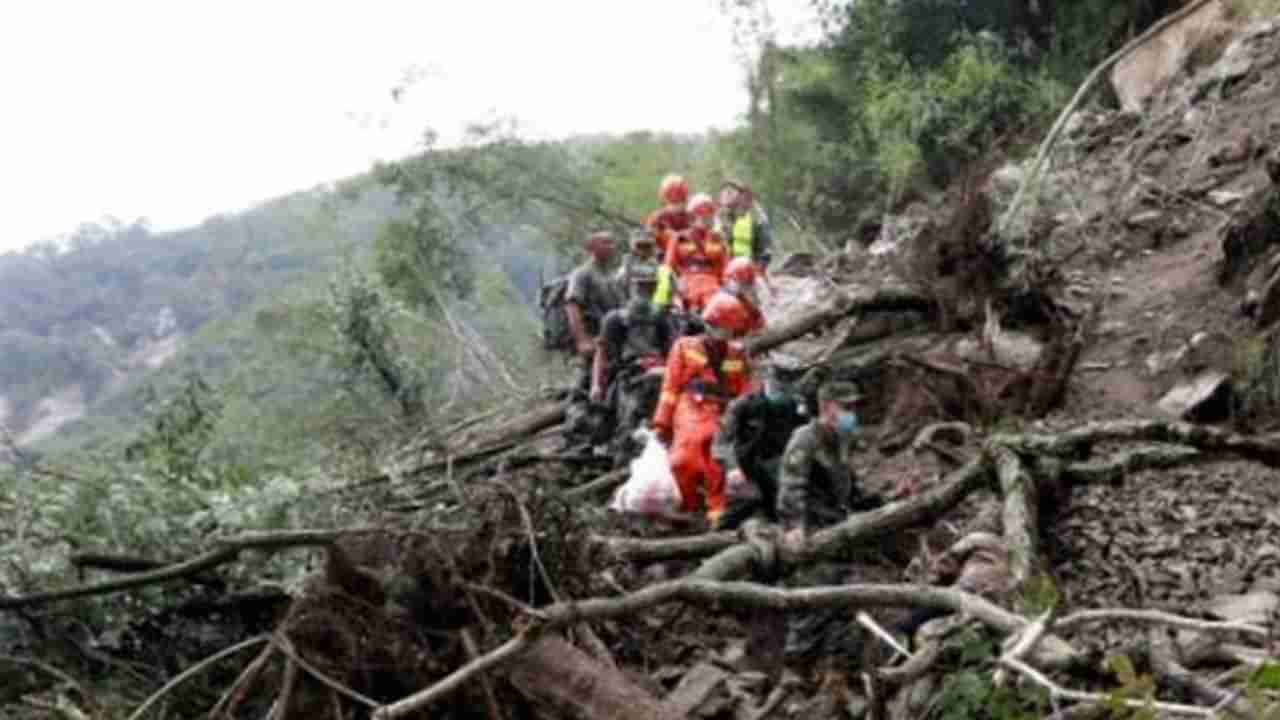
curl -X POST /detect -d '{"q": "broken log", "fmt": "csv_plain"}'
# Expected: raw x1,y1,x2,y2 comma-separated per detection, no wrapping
806,453,992,563
994,447,1041,589
744,285,935,355
508,637,677,720
1055,446,1203,485
563,469,628,501
998,420,1280,467
596,531,740,564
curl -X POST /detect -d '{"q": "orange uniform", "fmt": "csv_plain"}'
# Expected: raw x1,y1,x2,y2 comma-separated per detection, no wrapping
652,335,752,514
663,225,728,312
646,207,689,262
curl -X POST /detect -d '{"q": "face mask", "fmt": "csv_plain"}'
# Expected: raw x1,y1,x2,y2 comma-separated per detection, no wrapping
835,411,859,436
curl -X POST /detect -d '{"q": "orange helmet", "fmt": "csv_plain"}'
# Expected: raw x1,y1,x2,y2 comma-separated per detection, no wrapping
687,192,717,219
724,257,756,285
701,291,752,335
659,174,690,205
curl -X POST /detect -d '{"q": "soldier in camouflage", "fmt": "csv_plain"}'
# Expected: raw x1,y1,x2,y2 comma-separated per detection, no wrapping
775,379,880,667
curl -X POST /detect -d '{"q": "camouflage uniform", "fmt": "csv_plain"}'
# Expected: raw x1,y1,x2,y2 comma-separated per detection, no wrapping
564,260,622,443
775,382,877,665
597,299,673,460
613,251,661,302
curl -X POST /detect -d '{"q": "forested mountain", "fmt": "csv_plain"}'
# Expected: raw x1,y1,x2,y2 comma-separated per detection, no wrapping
0,131,723,466
0,180,392,447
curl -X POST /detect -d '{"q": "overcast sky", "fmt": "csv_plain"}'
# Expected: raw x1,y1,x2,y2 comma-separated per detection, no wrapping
0,1,818,252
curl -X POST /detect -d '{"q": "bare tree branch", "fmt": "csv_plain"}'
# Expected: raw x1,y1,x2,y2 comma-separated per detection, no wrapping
126,635,269,720
372,633,535,720
999,420,1280,467
0,530,372,610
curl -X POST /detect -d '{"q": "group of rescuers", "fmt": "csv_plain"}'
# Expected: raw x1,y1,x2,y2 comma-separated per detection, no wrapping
559,174,918,667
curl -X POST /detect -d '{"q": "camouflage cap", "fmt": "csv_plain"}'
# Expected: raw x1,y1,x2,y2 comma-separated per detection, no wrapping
818,380,865,406
630,230,656,250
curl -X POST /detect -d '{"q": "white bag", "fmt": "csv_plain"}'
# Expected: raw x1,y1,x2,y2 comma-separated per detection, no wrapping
610,429,682,515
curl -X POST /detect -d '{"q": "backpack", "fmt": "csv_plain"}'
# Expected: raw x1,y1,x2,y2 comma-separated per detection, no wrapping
538,274,575,352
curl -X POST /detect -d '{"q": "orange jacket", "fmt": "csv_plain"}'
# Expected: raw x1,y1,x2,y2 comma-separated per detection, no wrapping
646,207,692,259
664,225,727,281
660,225,732,307
653,336,752,432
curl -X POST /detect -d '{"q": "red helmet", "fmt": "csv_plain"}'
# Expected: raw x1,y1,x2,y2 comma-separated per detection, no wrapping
687,192,717,219
701,291,752,334
659,174,690,205
724,257,756,285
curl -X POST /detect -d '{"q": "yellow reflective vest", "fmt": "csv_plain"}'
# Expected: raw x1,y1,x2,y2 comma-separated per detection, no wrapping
731,213,754,259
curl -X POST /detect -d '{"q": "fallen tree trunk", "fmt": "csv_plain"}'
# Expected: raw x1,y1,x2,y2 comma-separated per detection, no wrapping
745,286,935,355
807,452,992,562
507,636,677,720
1056,446,1203,485
998,420,1280,466
597,531,740,563
994,447,1042,589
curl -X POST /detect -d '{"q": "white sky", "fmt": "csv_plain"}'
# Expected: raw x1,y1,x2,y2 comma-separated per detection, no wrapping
0,1,819,252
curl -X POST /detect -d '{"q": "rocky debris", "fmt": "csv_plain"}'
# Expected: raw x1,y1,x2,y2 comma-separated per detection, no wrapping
773,251,817,276
1058,459,1280,626
1155,369,1232,420
1206,590,1279,625
664,662,730,717
949,330,1044,373
1144,331,1233,377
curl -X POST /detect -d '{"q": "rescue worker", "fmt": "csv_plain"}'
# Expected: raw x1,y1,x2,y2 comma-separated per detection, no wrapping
563,230,623,445
647,174,692,248
776,380,881,667
718,256,766,335
590,294,674,463
652,291,755,526
655,192,728,318
717,181,774,289
613,230,661,302
710,364,808,529
648,174,692,318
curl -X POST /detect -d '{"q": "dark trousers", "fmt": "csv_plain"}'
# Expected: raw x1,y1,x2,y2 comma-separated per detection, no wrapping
719,456,781,530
